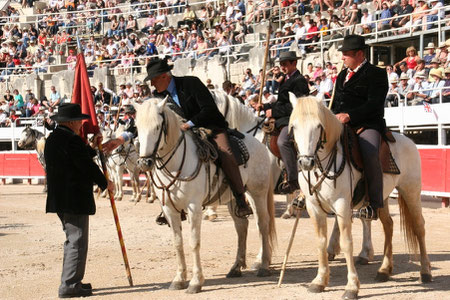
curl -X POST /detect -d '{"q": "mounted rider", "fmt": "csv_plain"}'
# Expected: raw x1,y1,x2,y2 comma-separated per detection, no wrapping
331,35,389,220
257,51,310,194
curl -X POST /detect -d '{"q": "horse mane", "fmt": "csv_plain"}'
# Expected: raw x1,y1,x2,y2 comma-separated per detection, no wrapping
136,98,181,148
289,96,343,151
212,89,258,130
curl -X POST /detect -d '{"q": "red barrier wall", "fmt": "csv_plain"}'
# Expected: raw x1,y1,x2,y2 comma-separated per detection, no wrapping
1,150,449,195
418,148,450,195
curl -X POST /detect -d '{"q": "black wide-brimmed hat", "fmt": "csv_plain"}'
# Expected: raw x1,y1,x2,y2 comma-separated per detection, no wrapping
338,35,368,52
50,103,90,122
279,51,299,62
144,57,174,82
123,105,136,114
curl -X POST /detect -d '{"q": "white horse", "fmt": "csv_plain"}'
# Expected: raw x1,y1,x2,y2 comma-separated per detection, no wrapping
288,95,431,299
210,90,298,219
102,126,145,202
134,98,276,293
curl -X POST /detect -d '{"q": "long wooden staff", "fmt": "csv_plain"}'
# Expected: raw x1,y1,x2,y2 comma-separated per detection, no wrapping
113,96,123,131
277,207,301,287
257,19,272,116
97,140,134,287
327,60,344,110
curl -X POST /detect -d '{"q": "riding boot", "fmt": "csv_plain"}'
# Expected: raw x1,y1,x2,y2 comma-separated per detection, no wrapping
234,193,253,218
277,126,299,194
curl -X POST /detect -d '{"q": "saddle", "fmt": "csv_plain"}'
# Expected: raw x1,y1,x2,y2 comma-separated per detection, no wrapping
227,129,250,166
341,125,400,207
262,118,283,159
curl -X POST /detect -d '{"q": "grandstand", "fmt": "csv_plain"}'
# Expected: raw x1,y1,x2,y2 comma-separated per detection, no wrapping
0,0,448,147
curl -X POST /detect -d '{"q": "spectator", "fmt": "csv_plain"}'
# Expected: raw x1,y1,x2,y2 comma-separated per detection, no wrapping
422,0,444,30
318,72,333,100
390,0,413,29
397,73,412,101
424,42,436,68
13,89,24,112
241,68,256,95
394,46,420,73
386,78,400,106
358,8,374,34
443,68,450,102
407,71,428,105
126,15,137,36
45,86,61,108
141,11,156,34
266,66,284,94
437,42,448,65
428,57,444,82
4,90,13,104
378,2,392,31
400,0,428,34
426,68,445,103
386,64,399,84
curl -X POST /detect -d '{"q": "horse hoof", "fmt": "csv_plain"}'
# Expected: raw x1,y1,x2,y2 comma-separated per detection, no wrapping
226,269,242,278
421,273,432,283
328,253,336,261
342,290,358,299
186,284,202,294
208,214,218,221
257,268,271,277
281,212,291,219
356,257,369,265
169,281,188,290
146,198,155,203
375,272,390,282
308,284,325,293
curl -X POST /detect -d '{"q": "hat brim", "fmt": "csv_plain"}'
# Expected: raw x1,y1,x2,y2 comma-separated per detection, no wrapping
338,44,368,52
144,64,173,82
279,56,299,62
50,114,90,122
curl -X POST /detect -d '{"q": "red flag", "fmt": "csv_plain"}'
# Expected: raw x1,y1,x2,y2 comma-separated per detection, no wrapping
71,53,99,140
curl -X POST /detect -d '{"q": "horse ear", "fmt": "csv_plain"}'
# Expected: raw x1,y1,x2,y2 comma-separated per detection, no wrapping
157,96,168,109
289,92,298,110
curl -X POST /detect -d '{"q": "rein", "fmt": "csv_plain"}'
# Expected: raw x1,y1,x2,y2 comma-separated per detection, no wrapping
144,112,204,213
300,126,346,216
246,117,265,137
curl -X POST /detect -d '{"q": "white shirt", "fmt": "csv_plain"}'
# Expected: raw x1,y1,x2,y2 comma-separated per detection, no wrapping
295,26,307,42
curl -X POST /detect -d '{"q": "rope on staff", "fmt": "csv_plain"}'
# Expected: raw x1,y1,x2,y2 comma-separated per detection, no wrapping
257,17,273,117
98,129,134,287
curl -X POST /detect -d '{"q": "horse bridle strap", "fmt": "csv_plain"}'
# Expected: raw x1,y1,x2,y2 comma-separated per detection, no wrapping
246,117,265,137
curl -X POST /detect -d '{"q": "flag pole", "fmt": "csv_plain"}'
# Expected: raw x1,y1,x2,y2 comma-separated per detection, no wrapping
75,37,133,287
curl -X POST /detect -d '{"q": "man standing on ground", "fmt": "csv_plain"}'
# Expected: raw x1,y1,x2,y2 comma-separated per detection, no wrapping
44,103,113,298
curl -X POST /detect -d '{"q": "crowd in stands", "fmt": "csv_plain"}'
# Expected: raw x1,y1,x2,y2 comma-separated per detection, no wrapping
0,0,448,80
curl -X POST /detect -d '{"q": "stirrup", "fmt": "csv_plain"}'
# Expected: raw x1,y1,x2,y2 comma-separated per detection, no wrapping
292,193,306,210
235,202,253,219
353,205,378,220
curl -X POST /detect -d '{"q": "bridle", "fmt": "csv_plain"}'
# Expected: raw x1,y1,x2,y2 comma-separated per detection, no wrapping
139,112,168,165
299,125,347,216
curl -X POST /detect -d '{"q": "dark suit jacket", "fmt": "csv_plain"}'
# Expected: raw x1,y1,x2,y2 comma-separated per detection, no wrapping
45,126,107,215
331,62,388,132
263,70,310,128
156,76,228,129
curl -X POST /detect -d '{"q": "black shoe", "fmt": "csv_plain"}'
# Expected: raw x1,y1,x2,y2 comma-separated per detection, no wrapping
353,205,378,220
155,210,187,226
279,180,300,194
235,200,253,219
81,283,92,290
59,286,93,298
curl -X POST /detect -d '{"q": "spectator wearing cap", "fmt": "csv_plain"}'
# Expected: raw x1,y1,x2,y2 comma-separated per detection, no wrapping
426,69,445,103
386,78,400,106
398,73,413,100
422,0,444,30
407,71,428,105
428,57,444,82
437,42,448,65
424,42,436,68
141,12,156,34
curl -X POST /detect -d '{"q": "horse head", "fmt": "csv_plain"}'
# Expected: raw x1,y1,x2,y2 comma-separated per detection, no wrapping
135,97,173,172
289,93,343,171
18,125,35,149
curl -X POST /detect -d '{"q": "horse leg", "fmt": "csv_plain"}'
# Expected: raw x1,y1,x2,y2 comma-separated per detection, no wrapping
357,219,374,265
115,166,123,201
130,169,141,202
281,193,294,219
375,204,393,282
307,204,329,293
336,208,360,299
397,186,432,282
186,205,205,294
327,218,341,261
203,204,218,221
247,193,272,277
165,207,188,290
226,201,249,278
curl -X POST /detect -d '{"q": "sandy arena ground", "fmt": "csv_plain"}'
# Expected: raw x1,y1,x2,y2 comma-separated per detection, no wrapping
1,184,450,300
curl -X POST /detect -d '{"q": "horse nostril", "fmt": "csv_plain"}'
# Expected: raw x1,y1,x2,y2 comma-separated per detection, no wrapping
138,158,154,171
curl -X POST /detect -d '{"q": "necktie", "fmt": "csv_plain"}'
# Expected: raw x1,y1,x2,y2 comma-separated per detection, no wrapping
161,91,185,119
347,70,355,81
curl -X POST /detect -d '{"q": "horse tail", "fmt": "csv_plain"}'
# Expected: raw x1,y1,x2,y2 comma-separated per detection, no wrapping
398,193,419,256
267,179,277,251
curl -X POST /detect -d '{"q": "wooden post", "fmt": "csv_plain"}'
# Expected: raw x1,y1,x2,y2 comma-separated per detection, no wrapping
442,197,449,208
257,20,272,116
